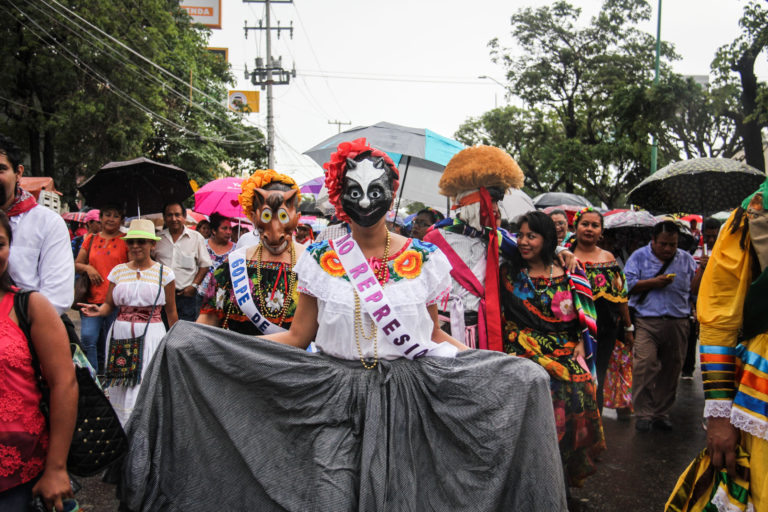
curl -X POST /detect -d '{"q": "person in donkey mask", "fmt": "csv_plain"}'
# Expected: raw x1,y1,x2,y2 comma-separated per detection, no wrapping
119,138,568,512
197,169,303,335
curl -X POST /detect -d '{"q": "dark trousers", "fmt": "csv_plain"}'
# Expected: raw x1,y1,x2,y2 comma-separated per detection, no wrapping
174,294,201,323
682,318,699,376
0,479,35,511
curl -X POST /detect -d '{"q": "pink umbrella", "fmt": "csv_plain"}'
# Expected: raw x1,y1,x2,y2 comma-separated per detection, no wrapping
194,177,245,218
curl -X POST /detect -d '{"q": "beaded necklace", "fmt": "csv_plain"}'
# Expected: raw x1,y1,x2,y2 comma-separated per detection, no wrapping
523,264,554,294
354,231,391,370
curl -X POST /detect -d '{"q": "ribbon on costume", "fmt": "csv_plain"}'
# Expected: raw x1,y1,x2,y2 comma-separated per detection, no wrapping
331,233,457,359
478,187,503,352
227,247,287,335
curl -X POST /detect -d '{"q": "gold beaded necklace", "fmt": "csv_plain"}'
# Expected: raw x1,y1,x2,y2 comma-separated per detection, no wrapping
254,241,297,328
354,231,390,370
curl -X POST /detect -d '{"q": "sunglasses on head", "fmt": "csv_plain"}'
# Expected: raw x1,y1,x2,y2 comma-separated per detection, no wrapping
126,239,150,245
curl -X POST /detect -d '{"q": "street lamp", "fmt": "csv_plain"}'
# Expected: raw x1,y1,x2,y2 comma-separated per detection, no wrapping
478,75,506,108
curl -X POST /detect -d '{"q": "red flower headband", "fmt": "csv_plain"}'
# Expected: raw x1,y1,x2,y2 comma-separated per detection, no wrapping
323,138,399,222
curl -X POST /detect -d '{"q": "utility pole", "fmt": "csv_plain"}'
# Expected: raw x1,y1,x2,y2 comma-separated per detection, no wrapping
650,0,662,173
328,120,351,133
243,0,295,168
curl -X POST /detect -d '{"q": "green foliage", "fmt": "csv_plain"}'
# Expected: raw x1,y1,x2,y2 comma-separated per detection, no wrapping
0,0,266,205
463,0,743,208
405,201,426,214
711,0,768,171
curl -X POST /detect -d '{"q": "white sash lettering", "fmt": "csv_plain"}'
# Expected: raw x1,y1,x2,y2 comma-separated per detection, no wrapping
227,247,287,335
331,234,457,359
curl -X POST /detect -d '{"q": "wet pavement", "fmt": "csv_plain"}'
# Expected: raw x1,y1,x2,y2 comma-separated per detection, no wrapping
67,311,707,511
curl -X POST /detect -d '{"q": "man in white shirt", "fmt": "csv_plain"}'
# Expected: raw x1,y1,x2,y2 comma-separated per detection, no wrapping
0,134,74,314
155,202,211,321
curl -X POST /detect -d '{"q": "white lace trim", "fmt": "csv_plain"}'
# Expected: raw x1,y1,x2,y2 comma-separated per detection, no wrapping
710,487,754,512
731,407,768,441
704,400,734,419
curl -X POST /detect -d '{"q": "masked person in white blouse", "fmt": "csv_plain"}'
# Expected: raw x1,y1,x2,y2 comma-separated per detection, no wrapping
119,139,567,512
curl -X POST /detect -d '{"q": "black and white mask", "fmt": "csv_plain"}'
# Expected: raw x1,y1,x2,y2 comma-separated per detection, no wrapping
341,157,393,227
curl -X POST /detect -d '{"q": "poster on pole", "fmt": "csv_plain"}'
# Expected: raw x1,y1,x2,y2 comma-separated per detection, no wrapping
180,0,222,29
228,91,260,113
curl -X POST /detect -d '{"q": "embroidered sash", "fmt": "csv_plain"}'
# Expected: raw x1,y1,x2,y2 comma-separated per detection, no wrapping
227,247,286,334
331,234,457,360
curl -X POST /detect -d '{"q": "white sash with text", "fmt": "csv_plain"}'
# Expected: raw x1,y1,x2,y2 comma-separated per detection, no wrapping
227,247,287,334
331,234,457,359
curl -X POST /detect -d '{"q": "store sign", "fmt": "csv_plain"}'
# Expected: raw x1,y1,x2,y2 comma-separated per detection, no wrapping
180,0,221,29
228,90,260,113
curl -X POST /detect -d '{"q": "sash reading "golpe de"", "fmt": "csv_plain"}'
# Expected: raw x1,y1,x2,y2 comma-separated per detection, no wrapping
331,234,457,360
227,247,286,335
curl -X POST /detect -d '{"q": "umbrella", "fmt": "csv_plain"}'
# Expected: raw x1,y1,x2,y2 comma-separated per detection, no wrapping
603,209,657,229
533,192,593,209
627,158,765,215
500,189,535,222
304,121,466,215
299,176,324,195
194,177,245,218
78,157,193,217
62,211,88,223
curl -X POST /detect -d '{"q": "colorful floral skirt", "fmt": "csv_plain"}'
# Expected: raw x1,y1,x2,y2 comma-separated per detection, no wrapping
505,321,606,486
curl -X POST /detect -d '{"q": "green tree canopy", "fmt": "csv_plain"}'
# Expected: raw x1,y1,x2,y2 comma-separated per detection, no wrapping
0,0,266,206
460,0,743,208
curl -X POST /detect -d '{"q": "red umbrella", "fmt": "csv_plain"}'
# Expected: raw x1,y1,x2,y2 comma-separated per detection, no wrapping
62,211,88,223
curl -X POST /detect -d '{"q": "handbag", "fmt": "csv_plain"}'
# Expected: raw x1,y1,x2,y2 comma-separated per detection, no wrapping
104,265,163,388
14,290,129,477
72,234,94,309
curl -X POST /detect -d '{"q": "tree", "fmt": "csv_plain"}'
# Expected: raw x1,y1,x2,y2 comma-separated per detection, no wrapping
0,0,266,206
711,0,768,172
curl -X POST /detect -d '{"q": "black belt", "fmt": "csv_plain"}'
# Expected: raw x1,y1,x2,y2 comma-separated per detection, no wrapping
638,315,688,320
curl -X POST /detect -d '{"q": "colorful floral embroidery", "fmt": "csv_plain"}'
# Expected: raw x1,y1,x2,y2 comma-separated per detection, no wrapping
320,250,345,277
551,290,576,321
393,250,422,279
583,261,628,303
309,238,437,282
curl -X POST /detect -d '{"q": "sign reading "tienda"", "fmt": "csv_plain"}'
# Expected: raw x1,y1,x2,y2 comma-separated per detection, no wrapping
180,0,221,29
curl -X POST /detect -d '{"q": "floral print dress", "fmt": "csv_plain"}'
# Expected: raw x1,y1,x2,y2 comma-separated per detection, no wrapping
501,264,606,486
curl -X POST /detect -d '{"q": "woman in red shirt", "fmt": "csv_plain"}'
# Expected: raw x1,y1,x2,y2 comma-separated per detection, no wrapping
75,205,129,371
0,211,78,511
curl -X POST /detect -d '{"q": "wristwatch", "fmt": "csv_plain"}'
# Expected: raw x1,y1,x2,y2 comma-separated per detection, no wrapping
624,324,635,332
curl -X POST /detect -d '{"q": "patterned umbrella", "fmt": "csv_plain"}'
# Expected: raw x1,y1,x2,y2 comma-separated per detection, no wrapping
299,176,324,195
627,158,765,215
603,209,657,229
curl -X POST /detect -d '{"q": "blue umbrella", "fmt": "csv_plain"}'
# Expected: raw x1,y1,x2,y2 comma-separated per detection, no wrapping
303,121,465,216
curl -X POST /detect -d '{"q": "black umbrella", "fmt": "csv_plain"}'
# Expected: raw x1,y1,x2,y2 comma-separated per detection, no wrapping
78,157,193,217
627,158,765,215
533,192,593,209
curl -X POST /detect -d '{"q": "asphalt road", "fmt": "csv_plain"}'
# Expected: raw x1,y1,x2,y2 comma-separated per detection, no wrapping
67,311,707,511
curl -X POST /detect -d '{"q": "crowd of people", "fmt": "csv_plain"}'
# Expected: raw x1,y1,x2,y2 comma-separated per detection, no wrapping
0,130,766,511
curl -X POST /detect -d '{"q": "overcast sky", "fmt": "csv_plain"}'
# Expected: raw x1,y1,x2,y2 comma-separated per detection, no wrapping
207,0,768,183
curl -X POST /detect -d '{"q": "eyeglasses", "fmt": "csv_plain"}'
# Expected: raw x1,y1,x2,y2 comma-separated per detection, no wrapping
126,239,150,245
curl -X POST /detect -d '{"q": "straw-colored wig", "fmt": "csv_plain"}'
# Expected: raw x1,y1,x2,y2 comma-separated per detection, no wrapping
438,145,524,198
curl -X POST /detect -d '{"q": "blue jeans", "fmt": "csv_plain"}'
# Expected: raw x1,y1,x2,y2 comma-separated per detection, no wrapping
0,479,35,511
80,309,117,372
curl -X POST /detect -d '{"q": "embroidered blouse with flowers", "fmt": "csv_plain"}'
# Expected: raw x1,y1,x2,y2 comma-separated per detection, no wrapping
0,291,48,492
200,257,299,335
294,238,451,360
500,263,605,485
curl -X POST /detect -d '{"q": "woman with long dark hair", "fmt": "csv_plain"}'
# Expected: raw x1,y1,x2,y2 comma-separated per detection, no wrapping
501,210,605,487
570,208,633,416
0,211,78,511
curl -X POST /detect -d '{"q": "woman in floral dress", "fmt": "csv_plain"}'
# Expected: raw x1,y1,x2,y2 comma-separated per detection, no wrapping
570,207,633,416
501,211,605,487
